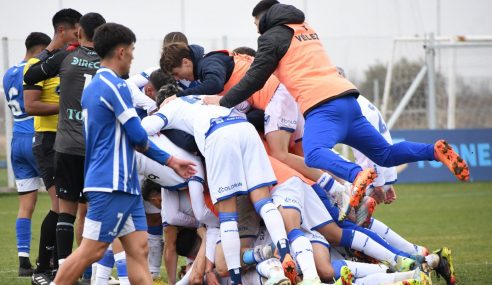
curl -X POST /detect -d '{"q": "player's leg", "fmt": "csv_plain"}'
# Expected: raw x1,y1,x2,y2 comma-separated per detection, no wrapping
32,132,59,282
93,243,115,285
345,99,468,181
54,152,85,267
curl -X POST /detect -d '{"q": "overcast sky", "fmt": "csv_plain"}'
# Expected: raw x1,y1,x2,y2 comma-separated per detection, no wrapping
1,0,491,80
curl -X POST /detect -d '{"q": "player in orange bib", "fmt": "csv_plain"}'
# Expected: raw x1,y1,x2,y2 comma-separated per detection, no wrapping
209,0,470,209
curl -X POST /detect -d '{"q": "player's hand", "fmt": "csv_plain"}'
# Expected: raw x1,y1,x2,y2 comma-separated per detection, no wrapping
203,95,221,106
370,186,386,204
160,95,177,108
205,270,220,285
166,156,197,179
384,185,397,204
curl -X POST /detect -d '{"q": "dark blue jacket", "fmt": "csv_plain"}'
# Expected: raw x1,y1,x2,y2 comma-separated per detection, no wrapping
177,45,234,97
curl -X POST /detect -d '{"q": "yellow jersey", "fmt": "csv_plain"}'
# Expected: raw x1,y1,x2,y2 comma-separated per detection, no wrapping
23,57,59,132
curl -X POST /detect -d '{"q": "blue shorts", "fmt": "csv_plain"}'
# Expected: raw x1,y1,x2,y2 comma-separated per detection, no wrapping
83,191,147,243
11,133,41,192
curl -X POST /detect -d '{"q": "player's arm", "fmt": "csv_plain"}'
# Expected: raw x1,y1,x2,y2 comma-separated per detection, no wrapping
162,189,199,228
176,57,228,97
111,84,196,178
164,225,179,285
23,50,69,85
219,26,293,108
23,88,59,116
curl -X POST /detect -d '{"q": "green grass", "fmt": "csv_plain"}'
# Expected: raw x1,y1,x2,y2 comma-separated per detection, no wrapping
0,183,491,284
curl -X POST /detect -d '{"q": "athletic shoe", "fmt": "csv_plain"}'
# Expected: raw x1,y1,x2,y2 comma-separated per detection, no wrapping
333,266,353,285
281,253,298,285
334,182,352,221
153,277,166,285
434,140,470,181
393,256,417,272
18,266,34,277
356,196,377,227
31,272,52,285
255,242,276,262
389,280,421,285
264,272,291,285
434,247,456,285
108,276,120,285
349,168,377,207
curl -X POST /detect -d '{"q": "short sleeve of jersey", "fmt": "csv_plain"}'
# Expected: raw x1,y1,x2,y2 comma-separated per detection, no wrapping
100,75,138,124
23,58,43,89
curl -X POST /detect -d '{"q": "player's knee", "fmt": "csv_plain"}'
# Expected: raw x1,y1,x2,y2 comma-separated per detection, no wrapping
317,263,335,282
92,245,108,262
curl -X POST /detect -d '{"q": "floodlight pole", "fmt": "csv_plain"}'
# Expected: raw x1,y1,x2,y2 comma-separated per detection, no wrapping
2,37,15,188
425,33,437,129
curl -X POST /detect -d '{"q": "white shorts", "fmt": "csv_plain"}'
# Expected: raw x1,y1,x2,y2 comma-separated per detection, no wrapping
205,123,277,204
304,229,330,249
271,177,334,231
144,200,161,214
264,84,304,146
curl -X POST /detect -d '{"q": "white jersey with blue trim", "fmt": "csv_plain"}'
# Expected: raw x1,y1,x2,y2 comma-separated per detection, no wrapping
354,95,397,186
3,61,34,134
127,66,159,89
141,95,246,155
136,133,205,191
82,67,141,195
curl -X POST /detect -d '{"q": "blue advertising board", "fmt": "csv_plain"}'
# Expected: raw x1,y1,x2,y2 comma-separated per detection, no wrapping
391,129,492,183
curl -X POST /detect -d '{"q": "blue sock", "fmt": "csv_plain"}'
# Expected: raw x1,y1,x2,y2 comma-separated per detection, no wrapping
116,255,128,278
331,260,347,279
82,265,92,279
229,268,242,285
97,249,115,268
356,226,411,258
148,225,163,236
16,218,31,257
339,229,354,248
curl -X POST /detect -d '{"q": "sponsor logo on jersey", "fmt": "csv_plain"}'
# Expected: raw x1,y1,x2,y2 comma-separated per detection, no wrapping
218,182,243,193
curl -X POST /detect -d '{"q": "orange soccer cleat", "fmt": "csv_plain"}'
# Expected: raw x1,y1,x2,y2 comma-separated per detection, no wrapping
349,168,377,207
434,140,470,181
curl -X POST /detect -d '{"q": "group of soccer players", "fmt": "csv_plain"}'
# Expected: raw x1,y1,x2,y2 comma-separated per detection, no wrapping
3,1,470,285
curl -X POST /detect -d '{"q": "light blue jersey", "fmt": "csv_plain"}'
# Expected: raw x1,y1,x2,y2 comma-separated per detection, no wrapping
82,67,142,195
3,61,34,134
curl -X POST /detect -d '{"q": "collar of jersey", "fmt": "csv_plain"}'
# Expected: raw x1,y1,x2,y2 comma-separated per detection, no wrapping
97,67,118,77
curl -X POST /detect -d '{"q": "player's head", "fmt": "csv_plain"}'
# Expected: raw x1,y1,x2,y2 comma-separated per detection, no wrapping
156,83,182,106
141,179,162,209
176,228,201,258
144,69,176,100
94,23,136,74
52,8,82,44
161,42,194,81
78,12,106,42
232,46,257,57
163,32,188,46
252,0,279,31
25,32,51,55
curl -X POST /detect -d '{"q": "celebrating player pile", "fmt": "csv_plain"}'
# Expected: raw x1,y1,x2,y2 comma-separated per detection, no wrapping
4,1,469,285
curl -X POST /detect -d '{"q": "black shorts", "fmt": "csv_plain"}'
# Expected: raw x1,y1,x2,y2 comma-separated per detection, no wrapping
55,152,86,203
32,132,56,189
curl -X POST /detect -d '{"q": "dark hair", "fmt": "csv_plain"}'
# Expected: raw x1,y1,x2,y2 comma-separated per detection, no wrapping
52,8,82,30
156,84,182,106
233,46,257,57
149,69,176,91
141,179,161,201
163,32,188,46
160,42,192,73
252,0,279,17
93,23,136,59
79,13,106,41
176,228,199,257
246,108,265,133
25,32,51,51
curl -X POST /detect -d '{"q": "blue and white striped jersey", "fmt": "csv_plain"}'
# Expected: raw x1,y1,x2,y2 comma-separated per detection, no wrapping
82,67,141,195
3,61,34,134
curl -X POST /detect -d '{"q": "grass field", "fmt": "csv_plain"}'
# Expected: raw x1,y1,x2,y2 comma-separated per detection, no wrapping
0,182,491,285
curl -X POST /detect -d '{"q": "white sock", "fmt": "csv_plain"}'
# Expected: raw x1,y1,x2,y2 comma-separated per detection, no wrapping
317,172,333,189
258,202,288,248
351,230,397,266
148,234,163,277
344,260,389,278
115,252,130,285
95,264,113,285
355,271,414,284
425,253,440,269
220,220,241,270
369,218,422,255
176,261,194,285
291,236,318,280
